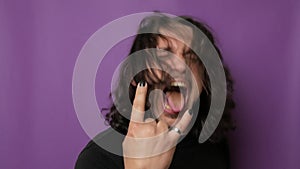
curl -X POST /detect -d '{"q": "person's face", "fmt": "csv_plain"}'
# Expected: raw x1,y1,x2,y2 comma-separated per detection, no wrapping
152,25,204,126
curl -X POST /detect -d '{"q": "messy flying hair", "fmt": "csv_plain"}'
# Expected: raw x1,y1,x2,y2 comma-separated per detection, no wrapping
104,13,235,143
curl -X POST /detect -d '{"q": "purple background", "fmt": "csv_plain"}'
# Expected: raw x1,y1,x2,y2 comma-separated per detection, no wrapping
1,0,299,169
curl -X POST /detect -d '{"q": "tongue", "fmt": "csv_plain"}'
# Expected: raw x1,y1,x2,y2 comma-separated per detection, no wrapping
166,92,184,113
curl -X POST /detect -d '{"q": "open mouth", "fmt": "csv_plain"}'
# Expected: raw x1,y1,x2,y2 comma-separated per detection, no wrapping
162,81,188,117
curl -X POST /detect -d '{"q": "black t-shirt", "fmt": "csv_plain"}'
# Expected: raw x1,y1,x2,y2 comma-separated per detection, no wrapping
75,128,230,169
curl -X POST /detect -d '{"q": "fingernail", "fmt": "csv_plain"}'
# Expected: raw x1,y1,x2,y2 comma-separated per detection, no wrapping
139,81,146,87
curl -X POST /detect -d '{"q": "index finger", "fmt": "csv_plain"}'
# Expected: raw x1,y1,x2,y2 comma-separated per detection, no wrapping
130,81,147,122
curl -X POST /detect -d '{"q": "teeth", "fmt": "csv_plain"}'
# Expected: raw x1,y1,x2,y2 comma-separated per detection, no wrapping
171,82,186,87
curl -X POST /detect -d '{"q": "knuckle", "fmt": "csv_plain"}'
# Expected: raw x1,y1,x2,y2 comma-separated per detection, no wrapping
162,122,169,129
133,104,143,111
128,123,156,137
144,118,155,123
144,126,155,135
126,131,134,137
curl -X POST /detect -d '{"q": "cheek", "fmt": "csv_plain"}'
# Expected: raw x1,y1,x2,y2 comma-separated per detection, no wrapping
190,64,204,94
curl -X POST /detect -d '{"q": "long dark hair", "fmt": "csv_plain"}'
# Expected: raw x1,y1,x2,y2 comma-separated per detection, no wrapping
104,13,235,143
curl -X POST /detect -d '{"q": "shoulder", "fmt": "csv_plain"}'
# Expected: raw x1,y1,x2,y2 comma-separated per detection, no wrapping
171,137,230,169
75,128,124,169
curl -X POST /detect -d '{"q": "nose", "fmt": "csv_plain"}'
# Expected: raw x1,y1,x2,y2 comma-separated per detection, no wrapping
164,52,186,74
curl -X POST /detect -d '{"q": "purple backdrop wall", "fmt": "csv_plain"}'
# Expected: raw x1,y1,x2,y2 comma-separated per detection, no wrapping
1,0,299,169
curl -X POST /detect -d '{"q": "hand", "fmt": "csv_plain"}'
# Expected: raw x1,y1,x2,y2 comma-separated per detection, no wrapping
122,81,193,169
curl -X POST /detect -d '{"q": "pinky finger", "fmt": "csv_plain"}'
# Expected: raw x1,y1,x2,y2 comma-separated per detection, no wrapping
168,109,193,141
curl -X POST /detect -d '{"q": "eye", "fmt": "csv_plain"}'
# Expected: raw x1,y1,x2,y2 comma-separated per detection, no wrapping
184,50,198,62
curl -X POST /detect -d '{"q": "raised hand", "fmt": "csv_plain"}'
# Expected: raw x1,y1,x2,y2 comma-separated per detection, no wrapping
123,81,193,169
